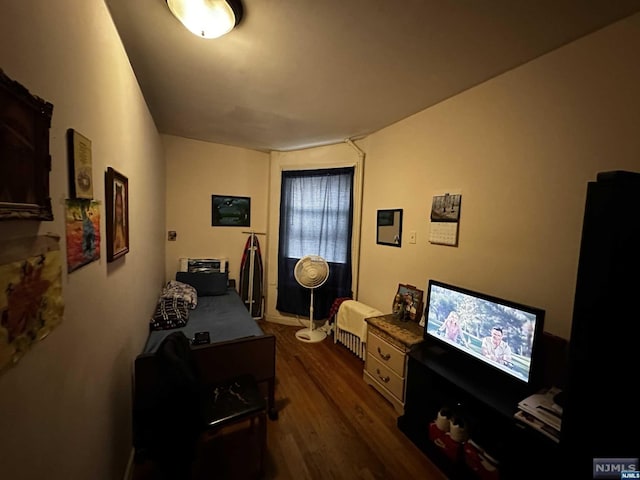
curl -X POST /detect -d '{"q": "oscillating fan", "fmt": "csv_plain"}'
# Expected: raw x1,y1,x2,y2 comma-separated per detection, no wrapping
294,255,330,343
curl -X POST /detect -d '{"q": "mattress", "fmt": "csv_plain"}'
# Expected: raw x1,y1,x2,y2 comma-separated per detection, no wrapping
143,287,264,353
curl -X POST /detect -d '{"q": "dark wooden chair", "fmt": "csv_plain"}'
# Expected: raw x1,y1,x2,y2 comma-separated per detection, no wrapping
196,374,268,479
132,333,268,479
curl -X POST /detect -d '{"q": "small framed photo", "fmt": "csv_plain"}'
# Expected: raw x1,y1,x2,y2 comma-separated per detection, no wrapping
392,283,424,323
211,195,250,227
66,128,93,199
105,167,129,262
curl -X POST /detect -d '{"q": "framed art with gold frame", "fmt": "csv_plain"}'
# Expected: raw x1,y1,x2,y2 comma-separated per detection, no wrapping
105,167,129,262
66,128,93,199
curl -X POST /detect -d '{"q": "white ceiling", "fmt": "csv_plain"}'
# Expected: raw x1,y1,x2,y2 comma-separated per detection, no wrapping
105,0,640,152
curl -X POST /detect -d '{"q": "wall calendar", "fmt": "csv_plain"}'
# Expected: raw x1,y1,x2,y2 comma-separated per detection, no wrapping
429,193,462,246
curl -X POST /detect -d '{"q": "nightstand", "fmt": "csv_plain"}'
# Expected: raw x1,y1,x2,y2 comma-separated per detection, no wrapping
363,314,424,415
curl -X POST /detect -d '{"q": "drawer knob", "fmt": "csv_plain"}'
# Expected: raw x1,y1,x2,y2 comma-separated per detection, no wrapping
377,347,391,361
376,368,390,383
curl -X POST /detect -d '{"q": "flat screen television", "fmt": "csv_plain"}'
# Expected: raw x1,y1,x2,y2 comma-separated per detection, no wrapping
424,280,545,390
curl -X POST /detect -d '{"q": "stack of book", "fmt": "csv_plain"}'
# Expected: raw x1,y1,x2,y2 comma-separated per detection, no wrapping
514,386,563,443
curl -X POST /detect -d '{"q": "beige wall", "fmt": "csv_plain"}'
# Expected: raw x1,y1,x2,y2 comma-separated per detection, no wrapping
357,13,640,340
261,13,640,341
0,1,165,479
163,135,270,283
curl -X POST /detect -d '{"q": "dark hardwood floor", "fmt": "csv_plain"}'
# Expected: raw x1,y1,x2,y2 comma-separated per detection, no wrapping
133,321,445,479
256,321,444,479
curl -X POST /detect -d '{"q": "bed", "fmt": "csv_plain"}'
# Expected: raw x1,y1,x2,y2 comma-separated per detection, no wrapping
133,271,278,439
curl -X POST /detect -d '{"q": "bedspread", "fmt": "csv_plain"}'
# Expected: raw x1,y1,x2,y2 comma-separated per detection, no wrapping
143,287,263,353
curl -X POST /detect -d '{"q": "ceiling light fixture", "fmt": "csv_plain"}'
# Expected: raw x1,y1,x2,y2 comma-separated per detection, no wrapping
166,0,243,39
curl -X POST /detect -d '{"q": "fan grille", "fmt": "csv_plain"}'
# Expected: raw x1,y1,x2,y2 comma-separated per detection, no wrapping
294,255,329,288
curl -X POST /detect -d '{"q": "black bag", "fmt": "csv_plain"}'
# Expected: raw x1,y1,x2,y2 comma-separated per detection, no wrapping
134,332,203,479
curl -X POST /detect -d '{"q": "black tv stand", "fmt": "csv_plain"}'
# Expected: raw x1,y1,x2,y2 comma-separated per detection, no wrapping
398,344,560,479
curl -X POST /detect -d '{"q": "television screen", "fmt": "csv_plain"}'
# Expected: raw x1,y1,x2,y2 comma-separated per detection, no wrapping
424,280,545,385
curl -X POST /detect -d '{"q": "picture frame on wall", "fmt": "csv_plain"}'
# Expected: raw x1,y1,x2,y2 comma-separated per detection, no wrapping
66,128,93,199
105,167,129,262
376,208,403,247
0,69,54,221
211,195,251,227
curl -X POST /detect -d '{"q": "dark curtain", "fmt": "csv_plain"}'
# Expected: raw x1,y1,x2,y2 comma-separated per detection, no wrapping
276,167,354,320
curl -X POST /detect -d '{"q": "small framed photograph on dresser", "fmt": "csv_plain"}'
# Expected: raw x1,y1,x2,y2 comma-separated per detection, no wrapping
393,284,424,323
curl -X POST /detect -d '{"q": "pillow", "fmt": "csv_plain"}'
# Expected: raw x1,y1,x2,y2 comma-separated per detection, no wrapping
175,271,228,296
162,280,198,309
150,296,190,331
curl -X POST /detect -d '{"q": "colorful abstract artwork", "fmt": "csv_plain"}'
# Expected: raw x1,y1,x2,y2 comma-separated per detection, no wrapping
65,199,100,272
0,237,64,374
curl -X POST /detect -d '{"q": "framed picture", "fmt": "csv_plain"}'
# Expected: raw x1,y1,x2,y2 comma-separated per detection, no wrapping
392,283,424,323
65,199,100,272
105,167,129,262
376,208,403,247
66,128,93,199
0,69,54,221
211,195,251,227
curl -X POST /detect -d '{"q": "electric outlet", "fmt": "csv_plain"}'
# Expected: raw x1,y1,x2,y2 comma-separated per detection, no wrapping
409,231,417,244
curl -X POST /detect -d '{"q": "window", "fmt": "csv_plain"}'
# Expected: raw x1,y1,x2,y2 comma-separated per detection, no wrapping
276,167,354,318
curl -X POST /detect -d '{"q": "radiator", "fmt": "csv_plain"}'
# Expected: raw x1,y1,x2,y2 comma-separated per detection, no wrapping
334,325,366,360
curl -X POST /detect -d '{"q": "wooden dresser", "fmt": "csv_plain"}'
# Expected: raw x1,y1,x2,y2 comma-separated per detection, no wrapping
363,314,424,414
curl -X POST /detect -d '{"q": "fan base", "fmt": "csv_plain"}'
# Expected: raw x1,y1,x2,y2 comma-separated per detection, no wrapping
295,328,327,343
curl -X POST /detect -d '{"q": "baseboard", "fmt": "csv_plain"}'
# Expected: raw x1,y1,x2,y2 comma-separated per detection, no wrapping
123,448,134,480
263,313,330,330
263,313,305,326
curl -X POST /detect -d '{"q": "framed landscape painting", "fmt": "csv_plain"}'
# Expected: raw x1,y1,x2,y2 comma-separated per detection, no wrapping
211,195,250,227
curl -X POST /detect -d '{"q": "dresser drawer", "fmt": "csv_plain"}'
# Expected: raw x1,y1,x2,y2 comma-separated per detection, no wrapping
365,354,405,401
367,330,406,376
